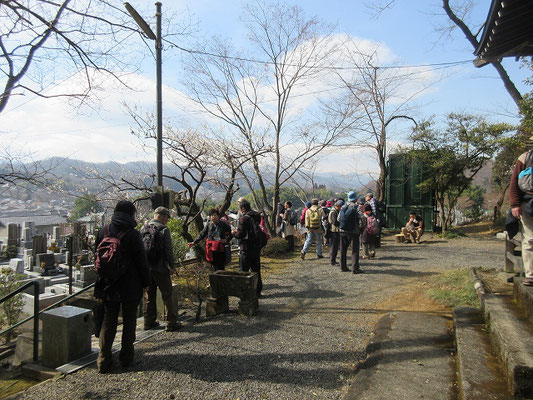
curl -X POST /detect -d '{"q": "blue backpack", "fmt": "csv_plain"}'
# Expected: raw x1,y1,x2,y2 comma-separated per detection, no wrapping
519,150,533,193
339,204,359,232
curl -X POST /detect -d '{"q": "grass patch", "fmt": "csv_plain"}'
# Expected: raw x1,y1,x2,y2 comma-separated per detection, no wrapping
437,229,466,239
427,268,479,308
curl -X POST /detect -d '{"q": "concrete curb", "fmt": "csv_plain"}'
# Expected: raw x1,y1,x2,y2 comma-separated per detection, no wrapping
453,307,509,400
482,294,533,397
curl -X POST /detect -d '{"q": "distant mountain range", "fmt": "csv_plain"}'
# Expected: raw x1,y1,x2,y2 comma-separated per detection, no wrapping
2,157,374,200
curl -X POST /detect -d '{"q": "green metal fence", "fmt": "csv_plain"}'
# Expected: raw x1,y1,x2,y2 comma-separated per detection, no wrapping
385,153,437,231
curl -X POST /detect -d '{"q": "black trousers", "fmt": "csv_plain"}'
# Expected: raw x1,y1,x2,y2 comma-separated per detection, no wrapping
329,231,340,265
340,232,360,271
211,251,226,271
239,248,262,295
98,300,139,371
285,235,294,251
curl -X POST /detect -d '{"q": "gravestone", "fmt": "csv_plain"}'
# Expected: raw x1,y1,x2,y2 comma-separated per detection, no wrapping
22,221,35,238
71,223,83,255
7,223,20,247
21,228,32,249
76,265,98,287
36,253,57,275
26,256,34,272
8,258,24,274
32,236,47,265
23,249,31,269
51,226,63,247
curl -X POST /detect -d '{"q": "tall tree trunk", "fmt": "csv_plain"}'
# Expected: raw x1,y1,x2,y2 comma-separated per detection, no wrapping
493,182,510,222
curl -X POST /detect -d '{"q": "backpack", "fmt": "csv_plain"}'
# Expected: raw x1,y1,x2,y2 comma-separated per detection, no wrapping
308,208,321,230
519,150,533,193
365,215,379,236
322,208,331,233
288,209,297,226
377,201,386,214
246,214,268,249
95,225,129,281
142,223,164,264
339,204,359,232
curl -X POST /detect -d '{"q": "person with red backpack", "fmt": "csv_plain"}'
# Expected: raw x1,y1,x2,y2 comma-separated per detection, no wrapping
94,200,150,373
142,206,181,332
188,208,233,271
361,204,378,259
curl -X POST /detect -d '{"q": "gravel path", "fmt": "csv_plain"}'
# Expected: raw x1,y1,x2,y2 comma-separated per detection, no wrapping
15,235,503,400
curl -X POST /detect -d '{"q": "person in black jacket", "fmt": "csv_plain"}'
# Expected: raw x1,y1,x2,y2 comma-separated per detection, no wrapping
188,208,233,270
232,200,262,296
94,200,151,373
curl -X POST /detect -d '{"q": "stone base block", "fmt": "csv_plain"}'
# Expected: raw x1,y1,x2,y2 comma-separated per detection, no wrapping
238,298,259,316
206,297,229,317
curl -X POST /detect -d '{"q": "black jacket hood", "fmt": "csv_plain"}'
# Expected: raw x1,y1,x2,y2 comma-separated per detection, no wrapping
111,211,137,230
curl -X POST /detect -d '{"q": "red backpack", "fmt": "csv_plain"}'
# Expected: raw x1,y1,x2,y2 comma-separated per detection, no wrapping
365,215,379,236
95,225,129,281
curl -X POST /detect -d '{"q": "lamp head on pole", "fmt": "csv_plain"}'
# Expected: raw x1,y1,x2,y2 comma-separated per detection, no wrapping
124,2,156,40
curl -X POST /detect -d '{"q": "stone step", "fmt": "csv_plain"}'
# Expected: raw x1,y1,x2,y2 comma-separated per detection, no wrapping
343,312,455,400
482,294,533,397
513,277,533,319
453,308,510,400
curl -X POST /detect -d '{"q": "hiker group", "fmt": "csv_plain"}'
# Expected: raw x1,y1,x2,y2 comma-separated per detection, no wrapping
296,192,386,273
91,193,394,373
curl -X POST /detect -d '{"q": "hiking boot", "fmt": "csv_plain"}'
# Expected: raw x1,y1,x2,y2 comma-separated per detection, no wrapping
165,322,182,332
317,254,324,259
300,252,305,260
143,321,160,330
341,267,350,272
331,262,338,266
352,269,364,274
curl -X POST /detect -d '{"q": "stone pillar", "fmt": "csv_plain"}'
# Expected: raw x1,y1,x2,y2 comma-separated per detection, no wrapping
41,306,92,368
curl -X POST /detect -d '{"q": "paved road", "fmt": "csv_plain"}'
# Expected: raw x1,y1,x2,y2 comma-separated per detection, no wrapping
14,235,502,400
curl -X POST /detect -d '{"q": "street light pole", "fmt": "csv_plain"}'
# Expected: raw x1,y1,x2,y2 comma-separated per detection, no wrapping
124,2,163,188
155,2,163,188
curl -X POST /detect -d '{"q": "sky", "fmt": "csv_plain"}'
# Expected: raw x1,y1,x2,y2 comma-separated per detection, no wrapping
0,0,530,178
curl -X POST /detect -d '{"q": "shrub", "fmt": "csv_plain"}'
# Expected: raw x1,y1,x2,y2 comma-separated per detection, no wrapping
438,229,466,239
0,268,25,343
2,245,18,260
261,237,289,257
48,242,60,253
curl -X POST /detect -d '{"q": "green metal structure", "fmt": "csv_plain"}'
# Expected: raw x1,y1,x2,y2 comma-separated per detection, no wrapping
384,153,437,231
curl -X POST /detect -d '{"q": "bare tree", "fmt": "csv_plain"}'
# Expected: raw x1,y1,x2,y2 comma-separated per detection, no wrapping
0,0,139,113
182,1,351,231
331,39,424,201
364,0,523,108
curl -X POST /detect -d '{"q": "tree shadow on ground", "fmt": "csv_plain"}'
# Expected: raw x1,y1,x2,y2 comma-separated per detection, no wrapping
362,269,439,278
375,255,426,261
130,345,363,389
